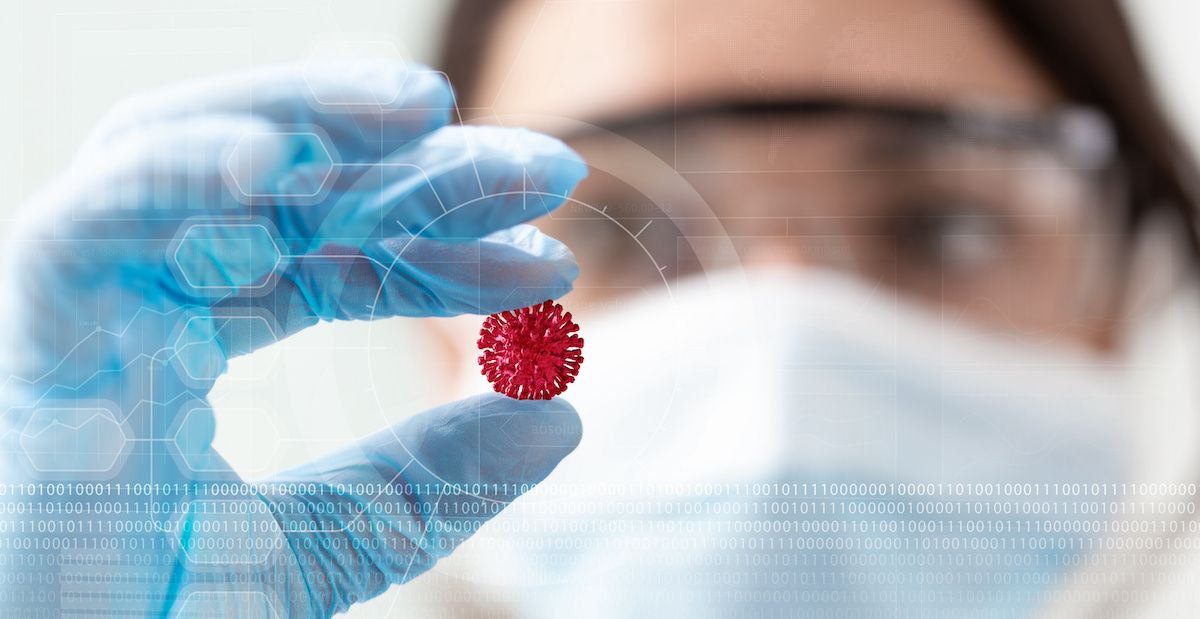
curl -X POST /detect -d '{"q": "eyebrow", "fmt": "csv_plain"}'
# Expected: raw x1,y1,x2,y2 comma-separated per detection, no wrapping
560,98,960,138
557,97,1073,145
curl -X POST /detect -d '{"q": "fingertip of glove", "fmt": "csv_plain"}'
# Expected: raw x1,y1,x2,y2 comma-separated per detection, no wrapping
484,224,580,286
428,125,589,196
395,68,456,130
504,128,589,195
365,394,582,490
473,392,584,456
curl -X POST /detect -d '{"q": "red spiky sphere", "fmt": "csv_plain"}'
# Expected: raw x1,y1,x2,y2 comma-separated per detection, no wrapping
477,300,584,400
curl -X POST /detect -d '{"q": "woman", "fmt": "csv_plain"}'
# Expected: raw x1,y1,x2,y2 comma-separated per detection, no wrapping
377,0,1200,617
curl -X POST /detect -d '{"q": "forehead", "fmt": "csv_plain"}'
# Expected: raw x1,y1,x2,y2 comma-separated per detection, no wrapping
468,0,1064,127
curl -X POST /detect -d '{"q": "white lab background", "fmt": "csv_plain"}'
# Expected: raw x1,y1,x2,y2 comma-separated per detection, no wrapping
1,1,1200,617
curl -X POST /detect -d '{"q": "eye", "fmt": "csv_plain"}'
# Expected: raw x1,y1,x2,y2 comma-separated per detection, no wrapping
882,198,1014,274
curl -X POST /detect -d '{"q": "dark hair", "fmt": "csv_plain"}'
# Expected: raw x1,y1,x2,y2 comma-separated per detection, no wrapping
439,0,1200,258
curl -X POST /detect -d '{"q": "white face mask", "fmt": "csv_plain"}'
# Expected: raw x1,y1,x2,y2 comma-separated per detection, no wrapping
443,266,1134,617
460,264,1131,485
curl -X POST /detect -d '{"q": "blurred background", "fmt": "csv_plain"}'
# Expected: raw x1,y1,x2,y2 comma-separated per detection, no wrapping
3,1,1200,616
4,1,1200,217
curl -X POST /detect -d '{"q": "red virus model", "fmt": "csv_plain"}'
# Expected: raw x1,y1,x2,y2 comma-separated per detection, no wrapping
478,300,584,400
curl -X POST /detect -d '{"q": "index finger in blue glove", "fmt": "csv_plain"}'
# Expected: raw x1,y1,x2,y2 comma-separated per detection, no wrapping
269,125,588,250
274,223,580,322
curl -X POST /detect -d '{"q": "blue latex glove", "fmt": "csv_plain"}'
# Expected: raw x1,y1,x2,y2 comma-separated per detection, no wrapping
0,60,586,617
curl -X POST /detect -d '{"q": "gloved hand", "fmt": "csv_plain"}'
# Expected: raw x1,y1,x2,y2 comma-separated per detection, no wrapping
0,60,586,617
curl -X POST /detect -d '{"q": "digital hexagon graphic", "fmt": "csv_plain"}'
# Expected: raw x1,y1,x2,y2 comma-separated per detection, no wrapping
172,222,283,292
223,128,337,205
302,40,412,106
172,590,279,618
170,403,281,475
172,313,280,385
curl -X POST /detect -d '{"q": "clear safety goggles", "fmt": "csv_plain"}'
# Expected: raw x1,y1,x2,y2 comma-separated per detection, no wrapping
545,99,1127,341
